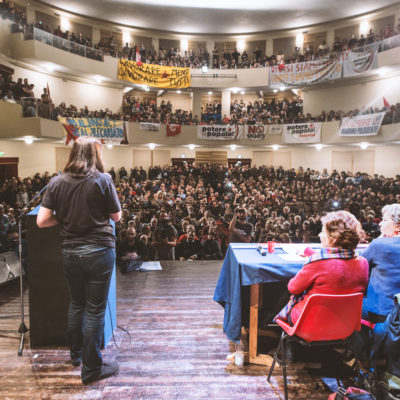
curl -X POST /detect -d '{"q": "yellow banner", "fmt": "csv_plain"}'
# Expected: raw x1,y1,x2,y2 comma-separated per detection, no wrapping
118,59,191,89
58,117,127,145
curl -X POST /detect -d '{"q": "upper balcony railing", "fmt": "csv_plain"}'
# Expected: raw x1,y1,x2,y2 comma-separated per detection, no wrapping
22,26,400,73
23,26,103,62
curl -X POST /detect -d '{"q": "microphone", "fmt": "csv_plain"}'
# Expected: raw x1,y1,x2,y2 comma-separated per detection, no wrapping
257,245,266,256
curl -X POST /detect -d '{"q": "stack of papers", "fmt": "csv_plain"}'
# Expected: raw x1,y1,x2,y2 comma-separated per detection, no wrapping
139,261,162,271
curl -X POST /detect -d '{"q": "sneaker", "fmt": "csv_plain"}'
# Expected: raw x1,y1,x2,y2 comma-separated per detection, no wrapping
82,361,119,385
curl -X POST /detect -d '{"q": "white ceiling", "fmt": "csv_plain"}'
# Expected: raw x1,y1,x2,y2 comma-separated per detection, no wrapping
44,0,399,35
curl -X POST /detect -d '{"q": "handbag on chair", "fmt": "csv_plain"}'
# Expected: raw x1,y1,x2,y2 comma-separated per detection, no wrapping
328,386,376,399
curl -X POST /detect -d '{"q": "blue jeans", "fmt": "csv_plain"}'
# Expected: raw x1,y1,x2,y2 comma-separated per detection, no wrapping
61,244,115,382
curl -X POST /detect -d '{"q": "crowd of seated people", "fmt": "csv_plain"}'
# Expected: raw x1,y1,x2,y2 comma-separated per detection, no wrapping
0,164,398,280
101,164,400,268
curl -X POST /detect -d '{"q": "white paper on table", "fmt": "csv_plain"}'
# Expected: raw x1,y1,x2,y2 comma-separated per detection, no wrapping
279,243,309,256
278,254,308,262
139,261,162,271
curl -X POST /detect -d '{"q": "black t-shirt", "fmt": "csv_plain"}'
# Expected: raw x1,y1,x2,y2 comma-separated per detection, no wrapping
230,221,253,242
41,171,121,248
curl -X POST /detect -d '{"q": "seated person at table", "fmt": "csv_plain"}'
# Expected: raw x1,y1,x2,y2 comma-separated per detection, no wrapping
362,204,400,322
275,210,369,325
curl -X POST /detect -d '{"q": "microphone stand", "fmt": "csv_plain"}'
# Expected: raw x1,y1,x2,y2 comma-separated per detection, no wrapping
0,180,53,356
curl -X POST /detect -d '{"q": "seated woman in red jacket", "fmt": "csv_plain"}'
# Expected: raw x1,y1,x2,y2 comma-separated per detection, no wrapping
276,210,369,325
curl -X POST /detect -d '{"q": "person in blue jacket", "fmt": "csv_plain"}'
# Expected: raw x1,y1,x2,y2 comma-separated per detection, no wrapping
362,203,400,322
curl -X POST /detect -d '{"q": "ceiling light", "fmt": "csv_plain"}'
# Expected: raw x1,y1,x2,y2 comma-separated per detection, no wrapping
273,89,278,93
145,87,150,92
240,91,245,95
180,39,188,52
189,144,195,150
94,75,103,83
149,143,155,150
208,91,212,95
272,144,279,151
378,68,388,77
46,64,55,72
177,90,181,94
280,86,285,91
360,142,369,150
107,144,113,149
315,143,323,151
360,20,369,36
60,16,70,32
230,144,237,150
295,33,304,49
122,31,131,45
237,39,245,53
231,88,239,94
24,136,33,145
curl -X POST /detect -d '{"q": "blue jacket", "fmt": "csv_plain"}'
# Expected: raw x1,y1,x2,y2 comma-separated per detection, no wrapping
362,237,400,316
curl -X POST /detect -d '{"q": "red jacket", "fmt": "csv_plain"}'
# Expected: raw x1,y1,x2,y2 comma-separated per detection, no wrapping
288,257,369,324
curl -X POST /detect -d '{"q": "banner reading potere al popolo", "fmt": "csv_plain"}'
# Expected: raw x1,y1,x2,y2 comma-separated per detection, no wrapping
197,125,242,140
283,122,321,143
118,59,191,89
270,58,342,87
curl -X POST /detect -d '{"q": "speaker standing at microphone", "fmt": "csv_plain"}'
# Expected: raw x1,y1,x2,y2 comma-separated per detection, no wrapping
36,137,122,385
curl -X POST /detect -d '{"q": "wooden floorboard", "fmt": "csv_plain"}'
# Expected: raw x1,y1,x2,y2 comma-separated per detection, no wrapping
0,261,334,399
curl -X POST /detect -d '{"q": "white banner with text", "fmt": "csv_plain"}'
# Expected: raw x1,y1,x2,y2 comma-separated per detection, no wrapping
283,122,321,143
197,125,243,140
338,112,385,136
139,122,160,131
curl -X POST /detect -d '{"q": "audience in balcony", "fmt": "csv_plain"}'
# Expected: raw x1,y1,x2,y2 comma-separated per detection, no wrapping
1,74,400,127
2,0,398,70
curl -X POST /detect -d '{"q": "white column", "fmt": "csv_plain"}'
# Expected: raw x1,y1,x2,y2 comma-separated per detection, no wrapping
394,12,400,32
206,40,214,67
326,29,335,48
266,38,273,56
26,6,35,25
92,27,100,46
180,39,188,56
221,89,231,118
192,89,202,121
152,37,159,52
206,41,214,56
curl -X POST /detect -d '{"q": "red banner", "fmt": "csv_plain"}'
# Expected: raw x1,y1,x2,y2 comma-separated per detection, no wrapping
166,124,181,136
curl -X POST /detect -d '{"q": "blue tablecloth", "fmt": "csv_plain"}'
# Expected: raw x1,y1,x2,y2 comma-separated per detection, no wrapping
213,243,307,342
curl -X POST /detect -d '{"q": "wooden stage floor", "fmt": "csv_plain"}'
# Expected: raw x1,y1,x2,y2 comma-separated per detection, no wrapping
0,261,336,399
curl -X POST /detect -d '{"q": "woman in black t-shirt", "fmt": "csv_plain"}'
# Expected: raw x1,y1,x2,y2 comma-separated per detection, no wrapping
37,137,121,385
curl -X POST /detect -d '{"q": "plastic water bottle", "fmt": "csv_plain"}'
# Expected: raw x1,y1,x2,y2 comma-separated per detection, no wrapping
235,342,244,367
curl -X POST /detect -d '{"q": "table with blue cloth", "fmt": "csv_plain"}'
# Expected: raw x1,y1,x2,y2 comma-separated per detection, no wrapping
213,243,310,365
